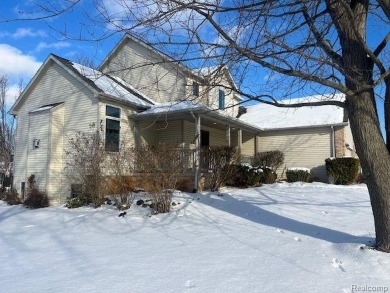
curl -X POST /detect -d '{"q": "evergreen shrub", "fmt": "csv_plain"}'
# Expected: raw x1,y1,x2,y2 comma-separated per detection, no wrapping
325,157,360,185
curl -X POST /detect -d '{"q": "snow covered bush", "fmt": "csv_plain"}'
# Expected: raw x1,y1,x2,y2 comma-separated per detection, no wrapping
226,164,263,187
286,168,311,183
23,175,49,209
251,151,284,172
260,167,277,184
325,157,360,185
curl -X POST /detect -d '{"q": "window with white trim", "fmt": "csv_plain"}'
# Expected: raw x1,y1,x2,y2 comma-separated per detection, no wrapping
105,105,120,152
218,89,225,109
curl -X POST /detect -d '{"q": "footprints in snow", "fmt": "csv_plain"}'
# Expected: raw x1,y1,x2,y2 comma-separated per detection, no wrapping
275,228,303,242
331,258,346,272
275,228,347,273
185,280,196,289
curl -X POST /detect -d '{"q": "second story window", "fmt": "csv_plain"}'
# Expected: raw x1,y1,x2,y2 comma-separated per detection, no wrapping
218,89,225,109
105,105,120,152
193,81,199,97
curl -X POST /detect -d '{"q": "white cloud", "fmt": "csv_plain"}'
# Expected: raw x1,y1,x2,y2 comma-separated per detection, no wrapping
5,84,20,107
0,44,41,77
13,27,47,39
35,41,71,52
0,27,47,39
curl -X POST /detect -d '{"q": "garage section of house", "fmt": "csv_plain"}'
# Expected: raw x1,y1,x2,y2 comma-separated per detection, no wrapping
239,94,356,182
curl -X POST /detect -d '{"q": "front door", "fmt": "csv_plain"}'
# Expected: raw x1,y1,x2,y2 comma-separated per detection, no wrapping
201,130,210,147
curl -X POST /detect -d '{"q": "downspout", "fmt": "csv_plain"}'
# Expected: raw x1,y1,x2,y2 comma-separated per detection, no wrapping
330,126,336,157
190,111,200,192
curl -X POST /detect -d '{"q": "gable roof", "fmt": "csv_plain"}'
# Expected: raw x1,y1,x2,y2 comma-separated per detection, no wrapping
99,33,241,94
239,94,347,131
54,55,155,108
11,54,154,114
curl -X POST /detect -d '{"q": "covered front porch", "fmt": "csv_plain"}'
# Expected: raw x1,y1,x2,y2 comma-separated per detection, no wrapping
131,102,261,190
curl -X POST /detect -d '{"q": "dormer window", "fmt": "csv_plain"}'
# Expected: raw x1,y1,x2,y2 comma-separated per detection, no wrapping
218,89,225,109
193,81,199,97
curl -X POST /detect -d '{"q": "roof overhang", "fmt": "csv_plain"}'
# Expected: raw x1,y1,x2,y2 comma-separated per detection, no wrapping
259,122,349,132
133,107,261,134
98,94,151,111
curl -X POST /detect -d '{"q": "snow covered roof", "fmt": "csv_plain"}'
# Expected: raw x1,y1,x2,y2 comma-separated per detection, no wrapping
239,94,347,130
136,101,261,133
137,101,207,116
69,61,154,108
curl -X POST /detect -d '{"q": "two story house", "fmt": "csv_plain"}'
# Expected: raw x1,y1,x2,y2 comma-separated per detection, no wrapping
10,34,261,204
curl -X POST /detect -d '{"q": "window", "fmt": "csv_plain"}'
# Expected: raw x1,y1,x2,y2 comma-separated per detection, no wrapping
193,81,199,97
105,105,120,152
106,105,120,118
218,89,225,109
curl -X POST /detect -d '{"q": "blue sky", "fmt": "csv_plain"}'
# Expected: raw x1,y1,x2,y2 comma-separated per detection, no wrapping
0,1,388,137
0,1,122,106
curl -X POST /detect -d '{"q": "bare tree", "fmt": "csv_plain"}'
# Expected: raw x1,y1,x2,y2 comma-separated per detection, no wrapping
4,1,390,251
65,123,107,207
0,76,15,185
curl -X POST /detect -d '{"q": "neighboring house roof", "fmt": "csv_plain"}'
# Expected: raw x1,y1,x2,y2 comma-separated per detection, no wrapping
11,54,154,114
239,94,347,131
135,101,261,133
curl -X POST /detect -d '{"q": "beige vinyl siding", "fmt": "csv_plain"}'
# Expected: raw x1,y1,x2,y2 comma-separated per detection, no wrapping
138,121,158,145
101,39,187,103
47,105,65,204
241,132,255,156
155,121,183,144
27,111,50,191
13,61,98,202
259,127,332,181
344,124,357,157
207,80,239,118
183,120,196,146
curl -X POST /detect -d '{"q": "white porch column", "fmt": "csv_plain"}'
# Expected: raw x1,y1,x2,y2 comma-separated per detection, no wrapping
238,129,242,162
194,115,201,192
226,125,231,147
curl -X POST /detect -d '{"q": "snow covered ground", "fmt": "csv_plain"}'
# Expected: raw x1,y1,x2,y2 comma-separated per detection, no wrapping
1,182,389,293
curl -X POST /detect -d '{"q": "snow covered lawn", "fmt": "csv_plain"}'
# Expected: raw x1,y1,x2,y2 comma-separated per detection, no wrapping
1,182,389,293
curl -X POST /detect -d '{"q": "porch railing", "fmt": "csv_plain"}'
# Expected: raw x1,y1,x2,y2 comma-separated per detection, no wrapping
132,147,249,174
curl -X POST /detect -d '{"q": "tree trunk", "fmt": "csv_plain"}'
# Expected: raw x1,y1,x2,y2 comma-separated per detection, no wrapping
346,92,390,252
385,77,390,151
326,0,390,252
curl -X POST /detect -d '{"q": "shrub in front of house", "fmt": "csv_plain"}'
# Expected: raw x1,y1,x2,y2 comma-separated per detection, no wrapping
65,196,87,209
204,146,238,191
23,175,50,209
251,150,284,172
325,157,360,185
260,167,277,184
226,164,263,188
286,168,311,183
1,187,22,205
